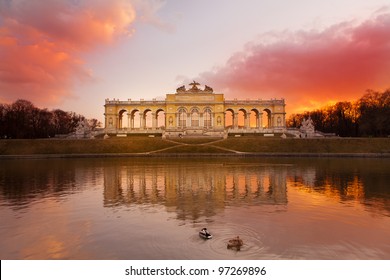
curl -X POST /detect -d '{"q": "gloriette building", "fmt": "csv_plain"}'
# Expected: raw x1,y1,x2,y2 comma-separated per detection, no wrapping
104,81,286,137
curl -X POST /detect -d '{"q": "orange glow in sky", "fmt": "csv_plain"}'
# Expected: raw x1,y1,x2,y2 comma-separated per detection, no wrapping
1,1,390,120
199,12,390,114
0,0,135,105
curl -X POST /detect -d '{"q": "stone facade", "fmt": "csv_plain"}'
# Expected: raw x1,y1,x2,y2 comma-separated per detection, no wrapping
104,82,286,137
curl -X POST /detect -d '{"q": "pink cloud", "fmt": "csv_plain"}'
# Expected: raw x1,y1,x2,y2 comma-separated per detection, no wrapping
199,13,390,114
0,0,136,105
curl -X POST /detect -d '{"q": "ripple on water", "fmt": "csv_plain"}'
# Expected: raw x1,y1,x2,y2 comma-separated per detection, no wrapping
185,223,266,259
136,222,266,259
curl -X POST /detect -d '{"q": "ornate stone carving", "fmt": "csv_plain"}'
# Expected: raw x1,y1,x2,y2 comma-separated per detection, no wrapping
104,82,288,138
188,80,201,92
300,117,315,138
176,81,214,93
176,85,186,93
301,117,314,132
204,85,213,93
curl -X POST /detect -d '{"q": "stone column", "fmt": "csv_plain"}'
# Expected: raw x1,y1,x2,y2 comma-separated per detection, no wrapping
259,113,263,129
255,113,258,129
130,113,134,129
234,113,239,129
245,112,251,129
143,114,147,129
152,113,157,130
139,112,143,129
127,114,131,130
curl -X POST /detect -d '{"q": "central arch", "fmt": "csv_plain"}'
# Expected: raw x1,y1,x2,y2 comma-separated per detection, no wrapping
203,108,212,128
178,108,187,128
191,107,200,127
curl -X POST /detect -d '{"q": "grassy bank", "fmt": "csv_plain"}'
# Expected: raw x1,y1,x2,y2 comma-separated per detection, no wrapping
0,137,175,155
0,136,389,156
212,137,390,154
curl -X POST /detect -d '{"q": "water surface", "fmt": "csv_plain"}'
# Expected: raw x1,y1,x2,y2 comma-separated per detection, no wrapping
0,157,389,259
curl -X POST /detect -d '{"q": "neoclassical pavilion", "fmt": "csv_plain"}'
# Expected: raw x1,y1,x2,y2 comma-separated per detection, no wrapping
104,81,286,137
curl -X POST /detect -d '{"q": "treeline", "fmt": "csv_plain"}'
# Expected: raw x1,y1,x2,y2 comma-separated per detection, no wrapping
287,89,390,137
0,99,101,139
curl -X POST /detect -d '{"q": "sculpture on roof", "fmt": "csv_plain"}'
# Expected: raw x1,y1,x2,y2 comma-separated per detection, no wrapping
188,80,201,92
176,81,214,93
204,85,213,93
176,85,186,92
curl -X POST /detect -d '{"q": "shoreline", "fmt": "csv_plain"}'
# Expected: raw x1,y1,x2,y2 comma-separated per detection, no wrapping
1,137,389,159
1,152,390,159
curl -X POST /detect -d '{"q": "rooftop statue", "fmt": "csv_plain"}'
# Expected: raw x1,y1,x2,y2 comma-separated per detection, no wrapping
204,85,213,93
176,81,214,93
188,80,201,92
176,85,186,92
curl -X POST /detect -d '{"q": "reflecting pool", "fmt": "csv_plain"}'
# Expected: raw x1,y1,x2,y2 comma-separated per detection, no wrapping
0,157,389,259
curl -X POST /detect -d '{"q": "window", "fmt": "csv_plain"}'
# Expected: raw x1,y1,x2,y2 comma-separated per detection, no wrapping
204,108,212,128
191,108,199,127
178,108,186,127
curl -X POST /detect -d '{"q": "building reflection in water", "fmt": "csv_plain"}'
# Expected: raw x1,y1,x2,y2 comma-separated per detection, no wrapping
103,162,288,220
287,158,390,215
1,158,389,219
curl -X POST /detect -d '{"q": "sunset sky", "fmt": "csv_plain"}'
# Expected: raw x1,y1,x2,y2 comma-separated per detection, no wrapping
1,0,390,123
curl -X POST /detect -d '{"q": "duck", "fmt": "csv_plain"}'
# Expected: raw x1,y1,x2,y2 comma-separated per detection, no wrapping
199,228,212,239
227,236,243,250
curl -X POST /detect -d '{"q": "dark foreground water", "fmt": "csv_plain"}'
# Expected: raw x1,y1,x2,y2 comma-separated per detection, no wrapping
0,157,389,260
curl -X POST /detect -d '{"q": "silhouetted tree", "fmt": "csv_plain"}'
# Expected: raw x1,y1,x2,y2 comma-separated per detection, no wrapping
0,99,97,139
287,89,390,137
88,118,102,130
7,100,35,138
358,90,390,136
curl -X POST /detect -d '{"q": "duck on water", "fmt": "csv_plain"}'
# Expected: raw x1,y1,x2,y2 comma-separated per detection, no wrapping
199,228,212,239
199,229,244,251
227,236,244,250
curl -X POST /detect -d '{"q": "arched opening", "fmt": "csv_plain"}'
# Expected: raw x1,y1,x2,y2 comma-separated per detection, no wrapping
225,109,234,128
238,109,246,128
130,109,141,129
156,109,165,129
250,109,260,128
203,108,212,128
178,108,187,128
262,109,272,128
143,109,152,129
118,109,128,129
191,108,199,127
